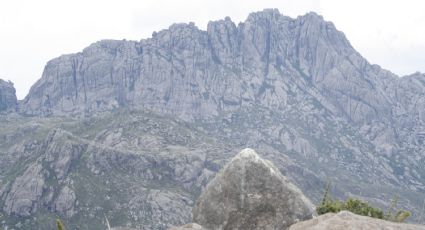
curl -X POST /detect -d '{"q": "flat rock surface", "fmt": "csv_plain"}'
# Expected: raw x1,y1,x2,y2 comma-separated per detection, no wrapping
289,211,425,230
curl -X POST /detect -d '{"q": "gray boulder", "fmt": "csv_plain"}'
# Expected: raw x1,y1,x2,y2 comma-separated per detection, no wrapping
193,148,314,230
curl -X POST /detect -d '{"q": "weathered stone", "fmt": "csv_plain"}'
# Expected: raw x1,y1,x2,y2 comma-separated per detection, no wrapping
289,211,425,230
193,148,315,230
3,162,45,216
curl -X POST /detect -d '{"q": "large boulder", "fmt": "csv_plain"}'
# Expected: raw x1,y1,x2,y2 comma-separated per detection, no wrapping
289,211,425,230
192,148,315,230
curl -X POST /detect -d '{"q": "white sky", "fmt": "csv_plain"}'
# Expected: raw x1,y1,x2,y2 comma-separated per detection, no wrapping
1,0,424,99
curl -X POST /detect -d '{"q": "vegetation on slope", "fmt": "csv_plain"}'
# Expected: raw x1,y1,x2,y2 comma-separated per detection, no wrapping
317,182,411,222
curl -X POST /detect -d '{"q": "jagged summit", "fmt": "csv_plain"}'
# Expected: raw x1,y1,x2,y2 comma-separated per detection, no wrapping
19,8,372,121
246,8,283,20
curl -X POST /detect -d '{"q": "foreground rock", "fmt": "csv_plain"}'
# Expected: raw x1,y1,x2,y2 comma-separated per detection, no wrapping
289,211,425,230
192,148,315,230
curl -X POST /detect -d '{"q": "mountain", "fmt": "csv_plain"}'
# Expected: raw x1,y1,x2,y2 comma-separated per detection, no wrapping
0,79,17,112
1,8,425,229
20,9,402,123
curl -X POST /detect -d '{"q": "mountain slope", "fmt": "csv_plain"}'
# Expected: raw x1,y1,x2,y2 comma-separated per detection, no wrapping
1,8,425,229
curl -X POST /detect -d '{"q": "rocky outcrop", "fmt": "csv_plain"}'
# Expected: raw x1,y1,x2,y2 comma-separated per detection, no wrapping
3,162,44,216
192,148,314,230
0,79,17,112
1,129,85,217
289,211,425,230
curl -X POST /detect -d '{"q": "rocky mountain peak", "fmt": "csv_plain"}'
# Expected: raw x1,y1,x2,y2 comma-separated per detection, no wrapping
18,9,367,120
246,8,283,22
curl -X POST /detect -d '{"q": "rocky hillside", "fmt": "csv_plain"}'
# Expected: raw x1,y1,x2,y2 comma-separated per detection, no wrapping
1,8,425,230
0,111,238,229
0,79,17,112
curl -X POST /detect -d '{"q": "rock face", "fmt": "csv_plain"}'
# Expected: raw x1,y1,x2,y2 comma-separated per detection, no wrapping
19,9,413,124
3,162,44,216
0,79,17,112
289,211,425,230
193,148,314,230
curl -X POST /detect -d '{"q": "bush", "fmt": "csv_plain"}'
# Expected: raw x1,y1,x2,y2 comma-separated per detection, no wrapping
316,182,410,222
56,219,65,230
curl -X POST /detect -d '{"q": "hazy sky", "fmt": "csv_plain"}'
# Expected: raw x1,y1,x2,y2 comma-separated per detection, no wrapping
1,0,424,99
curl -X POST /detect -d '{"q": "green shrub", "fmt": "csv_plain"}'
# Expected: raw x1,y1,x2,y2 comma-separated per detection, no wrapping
56,219,65,230
316,183,409,222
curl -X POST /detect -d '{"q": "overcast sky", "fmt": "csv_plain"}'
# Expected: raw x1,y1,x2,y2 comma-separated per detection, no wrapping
1,0,424,99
